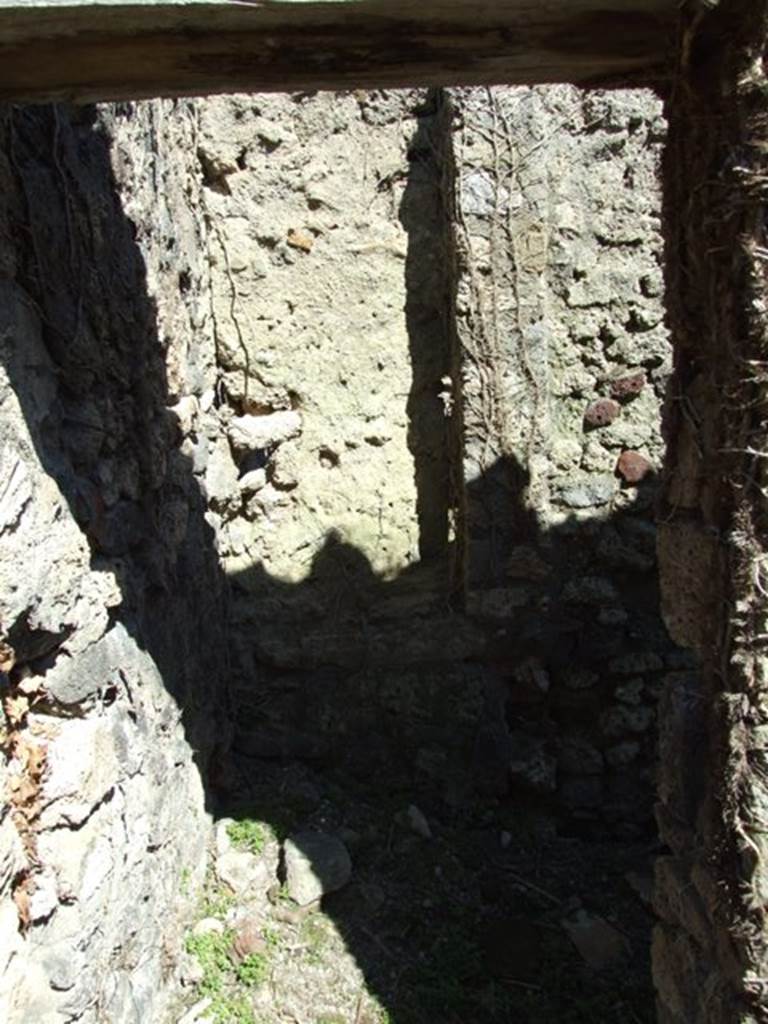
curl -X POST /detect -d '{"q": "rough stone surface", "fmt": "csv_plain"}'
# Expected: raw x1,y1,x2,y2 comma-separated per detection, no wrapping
0,101,225,1022
216,850,270,898
454,84,676,834
183,85,678,851
0,82,696,1023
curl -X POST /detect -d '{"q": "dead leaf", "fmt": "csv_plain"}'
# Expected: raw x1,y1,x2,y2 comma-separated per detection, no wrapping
0,640,15,673
13,877,31,930
4,693,29,726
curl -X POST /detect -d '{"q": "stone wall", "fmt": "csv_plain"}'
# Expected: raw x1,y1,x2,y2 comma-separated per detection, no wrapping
453,85,684,833
194,90,484,779
0,102,226,1022
652,5,768,1020
0,84,684,1022
192,85,680,835
196,89,463,668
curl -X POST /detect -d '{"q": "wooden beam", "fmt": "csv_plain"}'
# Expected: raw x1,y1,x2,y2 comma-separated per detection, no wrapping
0,0,677,104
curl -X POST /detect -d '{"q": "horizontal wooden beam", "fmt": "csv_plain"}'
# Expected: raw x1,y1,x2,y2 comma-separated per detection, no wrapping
0,0,677,104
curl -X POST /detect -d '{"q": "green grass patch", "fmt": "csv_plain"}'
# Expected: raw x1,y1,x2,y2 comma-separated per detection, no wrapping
236,952,269,988
185,929,233,998
212,992,257,1024
185,928,266,1024
202,888,236,920
227,818,270,855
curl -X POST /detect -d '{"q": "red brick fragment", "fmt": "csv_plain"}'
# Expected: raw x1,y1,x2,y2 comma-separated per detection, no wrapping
616,450,653,484
584,398,621,428
609,371,646,401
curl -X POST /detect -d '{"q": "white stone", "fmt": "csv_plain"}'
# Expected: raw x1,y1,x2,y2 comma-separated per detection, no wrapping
28,868,59,923
238,468,267,495
214,819,233,858
177,996,213,1024
284,831,351,906
168,395,199,437
191,917,225,938
38,715,121,828
0,446,32,533
228,410,301,451
204,436,239,507
199,389,216,413
215,850,270,897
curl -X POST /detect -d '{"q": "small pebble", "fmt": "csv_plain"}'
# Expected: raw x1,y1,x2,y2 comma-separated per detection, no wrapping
616,450,653,484
191,917,224,938
287,228,314,252
229,917,268,965
177,997,212,1024
407,804,432,839
584,398,621,428
609,371,646,400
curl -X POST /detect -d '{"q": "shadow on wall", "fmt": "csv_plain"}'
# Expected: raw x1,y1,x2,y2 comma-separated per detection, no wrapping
0,103,227,782
219,457,670,1024
0,100,679,1023
400,88,458,567
227,455,672,824
0,102,230,1020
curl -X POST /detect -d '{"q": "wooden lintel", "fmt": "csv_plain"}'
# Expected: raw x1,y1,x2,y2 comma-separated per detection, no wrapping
0,0,677,104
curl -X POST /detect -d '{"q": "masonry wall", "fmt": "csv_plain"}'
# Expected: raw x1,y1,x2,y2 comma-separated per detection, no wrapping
0,101,226,1022
652,5,768,1020
194,88,681,838
0,86,682,1022
194,90,486,780
454,85,684,831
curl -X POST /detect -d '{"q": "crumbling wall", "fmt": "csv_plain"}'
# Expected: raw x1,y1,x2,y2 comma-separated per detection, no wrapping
452,85,681,831
0,102,225,1022
653,4,768,1021
193,85,681,833
198,89,436,586
195,90,482,772
0,81,697,1022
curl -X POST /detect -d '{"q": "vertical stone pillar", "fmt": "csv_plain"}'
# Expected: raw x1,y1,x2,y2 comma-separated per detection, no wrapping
655,2,768,1019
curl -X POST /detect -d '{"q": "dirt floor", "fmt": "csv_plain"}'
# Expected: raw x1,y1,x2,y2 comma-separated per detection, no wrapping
173,743,657,1024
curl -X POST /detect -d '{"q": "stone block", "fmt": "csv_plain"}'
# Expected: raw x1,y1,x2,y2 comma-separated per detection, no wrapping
284,831,352,906
554,473,616,508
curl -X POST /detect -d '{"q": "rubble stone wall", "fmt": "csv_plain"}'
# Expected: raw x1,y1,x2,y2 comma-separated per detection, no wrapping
0,101,226,1023
196,87,682,838
0,85,683,1022
454,85,684,832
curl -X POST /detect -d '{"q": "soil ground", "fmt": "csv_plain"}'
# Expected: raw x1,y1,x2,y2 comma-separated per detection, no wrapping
175,745,657,1024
